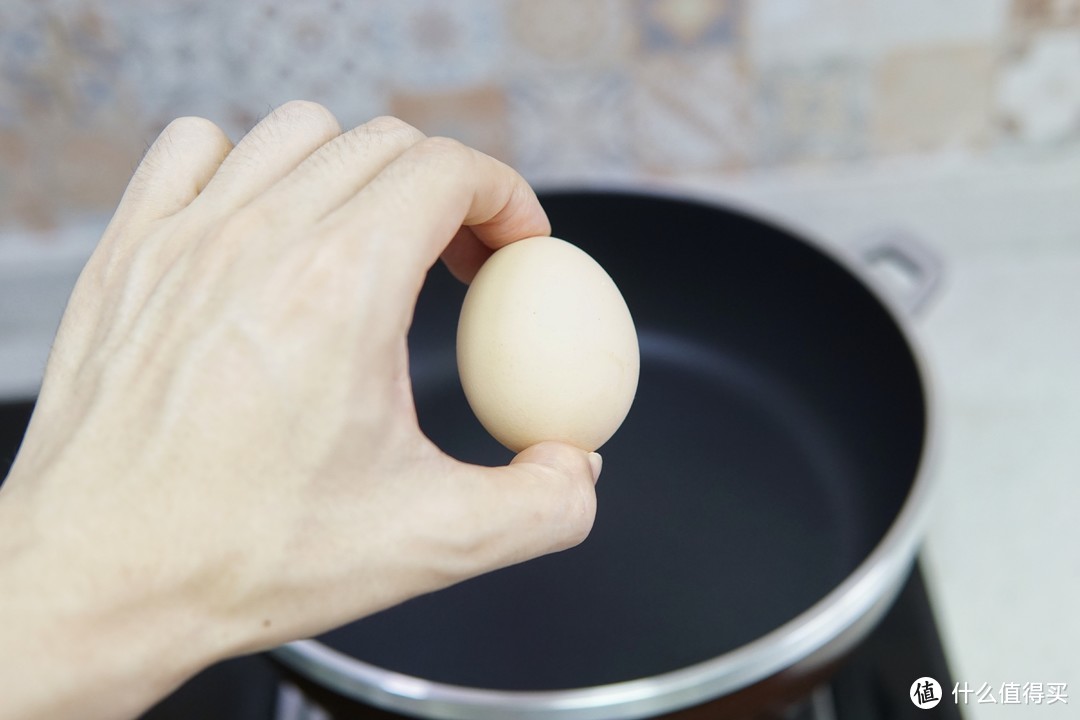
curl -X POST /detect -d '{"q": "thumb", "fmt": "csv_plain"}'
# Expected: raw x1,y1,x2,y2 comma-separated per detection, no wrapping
444,441,600,580
508,442,602,556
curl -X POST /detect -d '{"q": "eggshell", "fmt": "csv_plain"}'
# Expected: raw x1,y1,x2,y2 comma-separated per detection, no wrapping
456,236,639,453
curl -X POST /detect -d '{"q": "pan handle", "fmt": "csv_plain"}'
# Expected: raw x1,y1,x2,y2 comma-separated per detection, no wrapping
852,230,942,317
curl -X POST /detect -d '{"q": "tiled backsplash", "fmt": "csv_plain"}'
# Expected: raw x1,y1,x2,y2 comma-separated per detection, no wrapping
5,8,1080,707
2,0,1080,236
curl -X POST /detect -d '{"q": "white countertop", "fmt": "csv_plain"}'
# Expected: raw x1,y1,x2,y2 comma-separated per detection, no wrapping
2,154,1078,717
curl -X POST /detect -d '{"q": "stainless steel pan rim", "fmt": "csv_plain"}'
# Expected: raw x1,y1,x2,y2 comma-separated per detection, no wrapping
271,184,941,720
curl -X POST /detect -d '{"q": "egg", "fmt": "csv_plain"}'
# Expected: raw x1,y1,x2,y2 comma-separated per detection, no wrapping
456,236,639,453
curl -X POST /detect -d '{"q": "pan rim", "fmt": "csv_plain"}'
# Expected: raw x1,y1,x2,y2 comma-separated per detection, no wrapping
270,183,942,720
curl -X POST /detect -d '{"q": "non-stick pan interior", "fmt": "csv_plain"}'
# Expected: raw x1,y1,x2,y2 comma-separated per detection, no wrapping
323,191,926,691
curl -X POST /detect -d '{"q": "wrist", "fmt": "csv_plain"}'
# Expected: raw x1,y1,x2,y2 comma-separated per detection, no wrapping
0,482,223,720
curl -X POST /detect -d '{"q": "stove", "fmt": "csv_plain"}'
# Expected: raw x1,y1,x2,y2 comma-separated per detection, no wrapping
0,400,961,720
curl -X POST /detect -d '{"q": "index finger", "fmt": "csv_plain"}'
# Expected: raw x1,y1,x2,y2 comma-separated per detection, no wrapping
321,137,551,307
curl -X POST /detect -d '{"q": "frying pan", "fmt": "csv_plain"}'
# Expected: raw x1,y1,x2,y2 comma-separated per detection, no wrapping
271,188,940,719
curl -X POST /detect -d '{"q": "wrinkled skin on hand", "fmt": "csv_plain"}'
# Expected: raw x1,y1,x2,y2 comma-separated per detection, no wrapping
0,102,598,720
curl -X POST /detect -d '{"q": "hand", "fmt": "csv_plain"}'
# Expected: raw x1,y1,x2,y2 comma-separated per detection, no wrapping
0,102,599,720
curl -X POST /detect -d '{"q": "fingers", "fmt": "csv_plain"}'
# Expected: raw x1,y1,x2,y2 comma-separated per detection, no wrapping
440,442,600,580
113,117,233,225
251,116,426,224
193,100,342,216
440,226,494,283
323,137,551,310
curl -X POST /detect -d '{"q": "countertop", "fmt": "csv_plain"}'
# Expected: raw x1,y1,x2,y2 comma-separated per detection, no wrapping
2,152,1078,718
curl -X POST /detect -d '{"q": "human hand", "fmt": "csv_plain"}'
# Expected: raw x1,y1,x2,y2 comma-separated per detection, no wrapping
0,102,599,720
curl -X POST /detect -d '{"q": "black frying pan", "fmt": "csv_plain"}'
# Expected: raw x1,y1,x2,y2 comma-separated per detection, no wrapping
272,189,933,719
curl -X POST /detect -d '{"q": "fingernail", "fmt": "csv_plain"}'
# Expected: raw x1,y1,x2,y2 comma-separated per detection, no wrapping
587,452,603,483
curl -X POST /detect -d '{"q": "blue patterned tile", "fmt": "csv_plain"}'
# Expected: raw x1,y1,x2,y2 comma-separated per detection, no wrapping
226,0,388,131
507,71,634,181
757,60,869,164
1,1,128,127
382,0,504,92
631,49,754,172
110,2,236,134
638,0,744,51
507,0,635,72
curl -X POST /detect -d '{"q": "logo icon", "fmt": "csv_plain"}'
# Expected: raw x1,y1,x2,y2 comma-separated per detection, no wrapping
911,677,943,709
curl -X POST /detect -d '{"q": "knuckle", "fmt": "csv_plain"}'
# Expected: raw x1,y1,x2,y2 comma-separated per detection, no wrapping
146,116,228,166
405,136,474,180
270,100,342,136
160,115,224,142
418,135,470,161
336,116,424,157
364,115,425,142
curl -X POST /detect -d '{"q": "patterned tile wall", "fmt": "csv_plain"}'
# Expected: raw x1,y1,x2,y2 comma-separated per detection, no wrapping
1,0,1078,235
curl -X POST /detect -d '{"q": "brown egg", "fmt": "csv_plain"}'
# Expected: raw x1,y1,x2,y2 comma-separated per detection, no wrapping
456,236,639,453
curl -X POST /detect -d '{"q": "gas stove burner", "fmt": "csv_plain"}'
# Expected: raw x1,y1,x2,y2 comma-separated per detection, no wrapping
275,684,327,720
273,683,840,720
